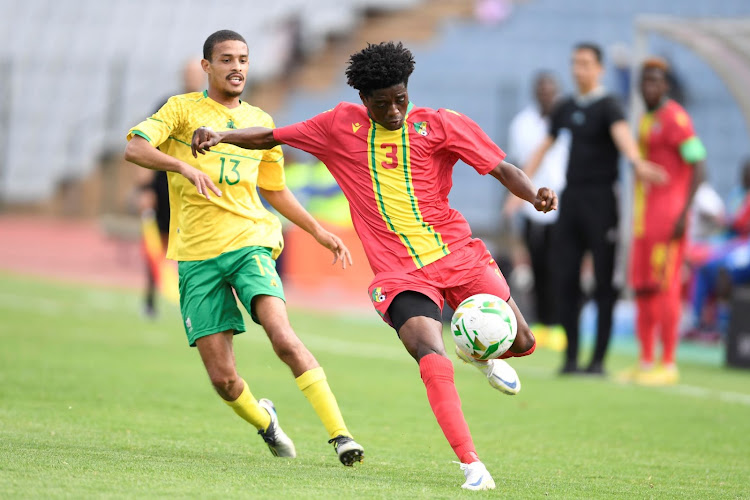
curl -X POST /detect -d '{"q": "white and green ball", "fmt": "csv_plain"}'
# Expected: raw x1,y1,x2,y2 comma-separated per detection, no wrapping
451,294,517,360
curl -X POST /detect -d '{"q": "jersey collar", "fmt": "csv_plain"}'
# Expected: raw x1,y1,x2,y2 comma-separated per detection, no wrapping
575,86,606,107
202,89,242,107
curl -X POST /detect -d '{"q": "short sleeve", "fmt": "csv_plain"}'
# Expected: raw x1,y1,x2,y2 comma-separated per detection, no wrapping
602,95,625,127
127,96,184,147
258,145,286,191
273,107,337,160
257,115,285,190
437,109,506,175
668,107,707,164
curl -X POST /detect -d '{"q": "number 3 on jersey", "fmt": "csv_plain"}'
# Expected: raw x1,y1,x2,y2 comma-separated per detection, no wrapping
219,157,240,185
381,143,398,169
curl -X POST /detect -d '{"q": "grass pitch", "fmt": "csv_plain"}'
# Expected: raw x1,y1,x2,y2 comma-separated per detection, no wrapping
0,272,748,498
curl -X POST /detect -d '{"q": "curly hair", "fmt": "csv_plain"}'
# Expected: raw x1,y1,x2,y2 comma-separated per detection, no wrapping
345,42,415,96
641,56,670,74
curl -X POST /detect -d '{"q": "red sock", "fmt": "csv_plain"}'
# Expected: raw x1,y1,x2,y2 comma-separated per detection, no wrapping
660,281,681,365
419,353,479,464
636,293,658,365
500,341,536,359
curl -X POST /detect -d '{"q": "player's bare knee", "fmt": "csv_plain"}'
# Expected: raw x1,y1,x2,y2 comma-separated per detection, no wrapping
209,372,239,399
272,338,301,361
512,324,535,353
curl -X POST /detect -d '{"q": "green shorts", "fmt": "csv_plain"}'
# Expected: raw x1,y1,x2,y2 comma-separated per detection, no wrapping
178,246,285,346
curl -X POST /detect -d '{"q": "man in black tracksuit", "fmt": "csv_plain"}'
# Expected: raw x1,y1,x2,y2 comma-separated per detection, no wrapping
520,43,666,374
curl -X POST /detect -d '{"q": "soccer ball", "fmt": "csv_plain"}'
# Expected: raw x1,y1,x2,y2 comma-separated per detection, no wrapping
451,294,517,360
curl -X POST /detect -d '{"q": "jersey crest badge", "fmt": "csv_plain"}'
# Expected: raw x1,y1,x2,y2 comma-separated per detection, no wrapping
226,119,236,129
371,287,386,303
414,121,429,136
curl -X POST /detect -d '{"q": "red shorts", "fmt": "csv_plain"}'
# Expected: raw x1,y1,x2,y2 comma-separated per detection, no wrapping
368,239,510,327
629,236,685,292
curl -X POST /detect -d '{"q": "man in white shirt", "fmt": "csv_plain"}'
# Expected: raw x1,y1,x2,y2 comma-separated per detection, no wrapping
506,73,568,336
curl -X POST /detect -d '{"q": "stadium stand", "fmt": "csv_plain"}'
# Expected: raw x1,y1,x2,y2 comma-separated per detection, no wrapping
0,0,422,203
276,0,750,233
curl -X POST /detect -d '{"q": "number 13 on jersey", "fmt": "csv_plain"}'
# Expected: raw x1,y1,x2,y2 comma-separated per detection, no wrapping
218,157,241,185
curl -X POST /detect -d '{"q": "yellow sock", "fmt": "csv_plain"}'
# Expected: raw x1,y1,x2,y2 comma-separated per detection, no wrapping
224,379,271,431
296,367,350,439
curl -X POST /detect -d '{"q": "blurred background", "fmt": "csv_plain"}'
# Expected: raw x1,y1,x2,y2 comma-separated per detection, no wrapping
2,0,750,369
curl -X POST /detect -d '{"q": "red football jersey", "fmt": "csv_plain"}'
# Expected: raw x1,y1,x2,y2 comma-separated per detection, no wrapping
274,102,505,275
632,100,702,240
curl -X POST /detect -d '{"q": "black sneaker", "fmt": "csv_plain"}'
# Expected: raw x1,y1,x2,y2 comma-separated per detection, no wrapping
328,435,364,466
559,361,581,375
584,362,606,376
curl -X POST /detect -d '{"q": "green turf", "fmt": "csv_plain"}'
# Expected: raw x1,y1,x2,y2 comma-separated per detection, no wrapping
0,272,749,499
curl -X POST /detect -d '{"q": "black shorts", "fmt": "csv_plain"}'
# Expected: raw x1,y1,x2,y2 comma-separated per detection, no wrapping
387,291,442,334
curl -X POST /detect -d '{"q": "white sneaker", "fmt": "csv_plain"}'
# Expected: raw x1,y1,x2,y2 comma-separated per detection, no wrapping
328,435,365,466
257,398,297,458
455,347,521,395
458,461,496,491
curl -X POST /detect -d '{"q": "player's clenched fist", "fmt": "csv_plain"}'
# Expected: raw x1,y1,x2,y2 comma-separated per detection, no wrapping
534,187,557,213
179,163,222,200
191,126,223,157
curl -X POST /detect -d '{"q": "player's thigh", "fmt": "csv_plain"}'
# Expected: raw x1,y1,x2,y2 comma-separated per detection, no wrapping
554,213,586,286
178,259,245,347
387,291,444,360
630,236,655,292
225,246,287,326
442,241,534,348
585,191,619,284
443,241,510,311
195,330,237,380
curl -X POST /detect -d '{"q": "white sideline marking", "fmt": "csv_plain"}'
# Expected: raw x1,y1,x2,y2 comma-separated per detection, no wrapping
2,291,748,407
665,384,750,406
294,331,750,406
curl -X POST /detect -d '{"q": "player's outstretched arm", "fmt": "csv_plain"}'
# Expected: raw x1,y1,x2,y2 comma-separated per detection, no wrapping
610,120,668,185
125,136,222,200
490,160,557,213
259,187,353,269
191,126,281,157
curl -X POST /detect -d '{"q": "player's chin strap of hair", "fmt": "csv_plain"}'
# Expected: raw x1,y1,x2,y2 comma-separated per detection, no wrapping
499,341,536,359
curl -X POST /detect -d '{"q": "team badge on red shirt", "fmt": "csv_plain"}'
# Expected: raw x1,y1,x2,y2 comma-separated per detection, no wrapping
414,121,429,136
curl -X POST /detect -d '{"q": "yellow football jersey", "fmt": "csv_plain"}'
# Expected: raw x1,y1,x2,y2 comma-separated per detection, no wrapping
127,91,285,261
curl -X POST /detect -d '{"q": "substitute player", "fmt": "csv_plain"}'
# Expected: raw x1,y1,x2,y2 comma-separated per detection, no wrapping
192,42,557,491
626,58,706,385
124,30,364,466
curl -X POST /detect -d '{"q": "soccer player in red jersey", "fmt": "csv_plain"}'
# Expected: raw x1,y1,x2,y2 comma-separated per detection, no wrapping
191,42,557,490
626,58,706,385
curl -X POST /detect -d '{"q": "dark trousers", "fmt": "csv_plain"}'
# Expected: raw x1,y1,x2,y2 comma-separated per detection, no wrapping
523,218,558,325
555,185,619,367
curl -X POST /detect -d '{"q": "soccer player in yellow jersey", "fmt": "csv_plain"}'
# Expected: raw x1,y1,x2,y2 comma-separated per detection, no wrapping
124,30,364,466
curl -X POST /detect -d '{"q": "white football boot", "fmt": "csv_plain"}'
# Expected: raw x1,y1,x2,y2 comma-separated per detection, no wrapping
457,461,496,491
257,398,297,458
455,347,521,395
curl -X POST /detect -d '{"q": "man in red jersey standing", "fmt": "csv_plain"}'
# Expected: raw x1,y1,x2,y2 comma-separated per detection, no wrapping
191,42,557,490
625,57,706,385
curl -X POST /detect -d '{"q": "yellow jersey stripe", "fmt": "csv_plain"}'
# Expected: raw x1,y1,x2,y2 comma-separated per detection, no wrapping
367,121,423,267
633,113,654,238
399,125,449,258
